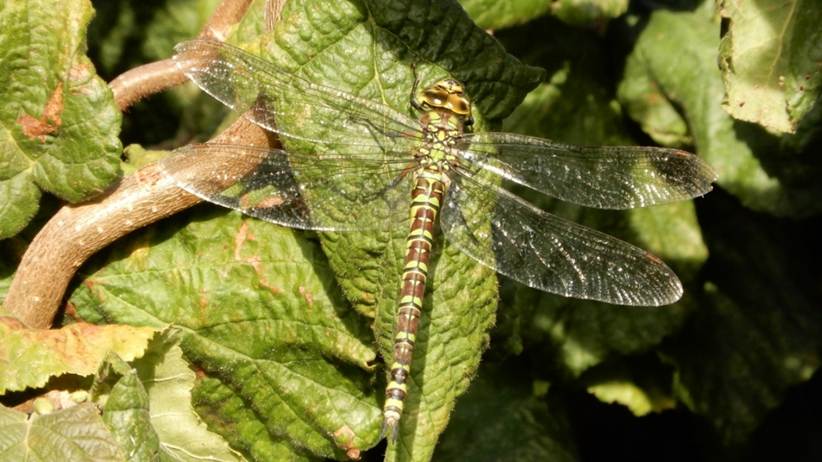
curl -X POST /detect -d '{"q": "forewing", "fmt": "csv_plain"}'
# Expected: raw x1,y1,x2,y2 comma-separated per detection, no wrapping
172,39,422,157
440,170,683,306
160,144,412,231
458,132,716,209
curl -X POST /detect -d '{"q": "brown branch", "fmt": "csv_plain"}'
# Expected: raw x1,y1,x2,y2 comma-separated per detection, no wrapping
202,0,256,40
109,59,187,110
109,0,254,111
5,119,274,328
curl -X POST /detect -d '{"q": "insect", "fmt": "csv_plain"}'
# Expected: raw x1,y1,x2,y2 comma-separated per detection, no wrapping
163,39,716,439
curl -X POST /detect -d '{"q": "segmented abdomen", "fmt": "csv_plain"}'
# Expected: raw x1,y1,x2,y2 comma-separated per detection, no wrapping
383,169,446,437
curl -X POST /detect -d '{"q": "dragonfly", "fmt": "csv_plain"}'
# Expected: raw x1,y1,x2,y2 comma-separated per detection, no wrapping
163,38,716,439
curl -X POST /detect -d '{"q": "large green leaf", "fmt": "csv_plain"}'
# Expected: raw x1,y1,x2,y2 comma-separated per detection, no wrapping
551,0,629,26
618,4,822,217
460,0,628,29
0,0,122,238
70,207,380,459
193,377,317,461
217,1,542,459
148,334,244,461
142,0,222,62
718,0,822,134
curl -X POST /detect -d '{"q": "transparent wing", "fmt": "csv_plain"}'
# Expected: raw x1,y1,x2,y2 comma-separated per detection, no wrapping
172,39,422,157
457,132,716,209
440,169,683,306
160,144,412,231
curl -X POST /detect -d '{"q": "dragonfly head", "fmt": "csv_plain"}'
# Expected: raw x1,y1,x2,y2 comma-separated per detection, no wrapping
420,79,474,126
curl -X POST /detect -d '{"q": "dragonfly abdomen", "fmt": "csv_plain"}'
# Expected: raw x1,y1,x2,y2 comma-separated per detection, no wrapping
383,169,447,438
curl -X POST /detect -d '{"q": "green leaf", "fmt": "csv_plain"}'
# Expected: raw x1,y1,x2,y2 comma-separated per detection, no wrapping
551,0,629,26
97,357,161,462
460,0,628,29
142,0,223,62
510,291,691,378
225,0,541,458
718,0,822,134
618,5,822,217
459,0,553,30
663,193,822,445
193,377,316,461
582,357,677,416
534,201,706,378
93,333,244,461
435,363,578,462
0,402,124,461
137,333,244,461
500,17,630,145
0,318,156,393
504,69,632,146
508,201,703,378
70,207,380,458
0,0,122,238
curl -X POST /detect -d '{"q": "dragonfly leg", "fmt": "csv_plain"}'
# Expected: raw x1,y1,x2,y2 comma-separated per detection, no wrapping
410,63,425,112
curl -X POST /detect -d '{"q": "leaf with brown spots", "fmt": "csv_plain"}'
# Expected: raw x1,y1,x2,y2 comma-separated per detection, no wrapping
16,83,64,142
0,0,121,239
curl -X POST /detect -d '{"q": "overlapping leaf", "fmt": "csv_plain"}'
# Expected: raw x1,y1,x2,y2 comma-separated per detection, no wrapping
435,363,578,461
718,0,821,134
70,207,380,458
0,0,121,238
0,403,124,461
663,191,822,444
618,4,822,217
459,0,553,29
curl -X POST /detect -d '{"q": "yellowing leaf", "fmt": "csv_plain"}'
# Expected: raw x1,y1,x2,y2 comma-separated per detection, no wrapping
718,0,822,133
0,318,156,393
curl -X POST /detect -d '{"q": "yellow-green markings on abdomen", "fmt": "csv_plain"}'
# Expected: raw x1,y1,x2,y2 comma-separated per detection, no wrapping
382,168,447,436
382,79,471,439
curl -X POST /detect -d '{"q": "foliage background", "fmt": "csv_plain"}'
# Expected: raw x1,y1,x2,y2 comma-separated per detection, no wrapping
1,0,821,461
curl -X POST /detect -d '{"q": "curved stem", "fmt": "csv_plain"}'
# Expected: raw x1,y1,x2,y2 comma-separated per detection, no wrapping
109,59,187,110
5,119,274,328
109,0,254,111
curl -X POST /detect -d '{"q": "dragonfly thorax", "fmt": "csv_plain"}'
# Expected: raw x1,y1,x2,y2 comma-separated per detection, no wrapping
416,109,465,175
